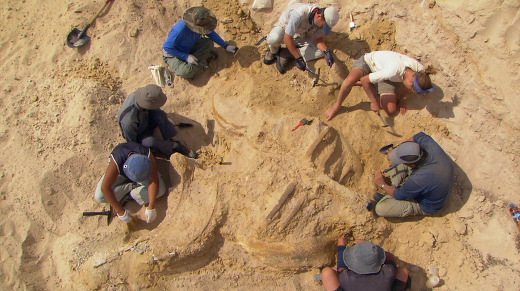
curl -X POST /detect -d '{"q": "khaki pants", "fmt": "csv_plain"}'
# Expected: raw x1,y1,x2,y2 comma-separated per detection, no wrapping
375,164,426,217
164,38,214,79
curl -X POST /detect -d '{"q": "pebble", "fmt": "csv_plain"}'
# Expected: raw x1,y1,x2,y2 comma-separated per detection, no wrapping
31,95,38,102
454,222,467,235
482,203,494,214
129,29,139,37
458,209,473,219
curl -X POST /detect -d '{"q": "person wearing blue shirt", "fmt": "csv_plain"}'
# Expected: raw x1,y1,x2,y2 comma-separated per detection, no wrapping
162,6,237,79
372,132,454,217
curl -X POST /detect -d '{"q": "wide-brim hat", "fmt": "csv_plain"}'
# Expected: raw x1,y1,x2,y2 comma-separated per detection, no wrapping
343,241,386,275
183,6,217,34
389,141,422,165
135,84,167,110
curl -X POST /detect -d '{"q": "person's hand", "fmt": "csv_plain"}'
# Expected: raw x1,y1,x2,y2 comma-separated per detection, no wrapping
374,171,385,186
325,106,339,121
398,99,407,115
324,49,334,67
186,54,199,65
295,57,306,71
144,208,157,223
354,238,365,244
226,45,238,55
117,209,133,223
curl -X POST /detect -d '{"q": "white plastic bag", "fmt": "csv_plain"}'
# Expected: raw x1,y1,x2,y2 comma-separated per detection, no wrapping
252,0,272,11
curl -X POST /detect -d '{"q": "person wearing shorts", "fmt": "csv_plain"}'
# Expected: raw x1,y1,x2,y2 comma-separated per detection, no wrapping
321,237,410,291
325,51,436,121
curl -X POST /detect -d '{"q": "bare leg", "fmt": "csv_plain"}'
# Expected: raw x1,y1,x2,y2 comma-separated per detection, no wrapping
360,75,380,113
325,68,364,121
322,267,341,291
380,93,398,115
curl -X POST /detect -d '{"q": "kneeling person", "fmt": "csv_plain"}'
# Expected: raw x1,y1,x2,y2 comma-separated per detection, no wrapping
94,142,167,224
118,84,197,159
373,132,454,218
321,237,409,291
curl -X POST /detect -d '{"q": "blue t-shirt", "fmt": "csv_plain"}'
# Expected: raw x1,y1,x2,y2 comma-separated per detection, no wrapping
162,20,227,61
110,142,150,180
393,132,454,213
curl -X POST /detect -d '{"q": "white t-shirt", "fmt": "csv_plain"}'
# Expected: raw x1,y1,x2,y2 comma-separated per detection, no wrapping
363,51,425,84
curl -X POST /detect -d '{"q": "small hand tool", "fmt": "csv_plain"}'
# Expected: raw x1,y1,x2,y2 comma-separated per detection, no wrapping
83,206,113,225
377,113,390,127
349,13,356,31
291,118,313,131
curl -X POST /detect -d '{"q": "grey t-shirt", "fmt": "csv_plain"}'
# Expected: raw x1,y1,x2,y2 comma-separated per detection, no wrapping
339,261,397,291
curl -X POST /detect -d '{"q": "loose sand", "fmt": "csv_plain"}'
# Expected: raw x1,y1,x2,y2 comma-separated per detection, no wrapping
0,0,519,289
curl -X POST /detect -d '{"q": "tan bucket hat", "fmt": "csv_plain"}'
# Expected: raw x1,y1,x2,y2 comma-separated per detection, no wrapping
134,84,167,110
183,6,217,34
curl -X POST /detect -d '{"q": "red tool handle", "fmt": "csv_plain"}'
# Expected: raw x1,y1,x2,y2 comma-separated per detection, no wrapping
292,122,303,131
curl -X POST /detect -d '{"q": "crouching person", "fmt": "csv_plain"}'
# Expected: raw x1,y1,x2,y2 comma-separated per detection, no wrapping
321,237,410,291
94,142,167,224
373,132,454,218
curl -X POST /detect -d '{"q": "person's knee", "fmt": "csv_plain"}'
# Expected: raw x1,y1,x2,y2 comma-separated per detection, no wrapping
141,136,157,148
380,93,397,114
267,27,284,45
321,267,340,284
94,190,107,203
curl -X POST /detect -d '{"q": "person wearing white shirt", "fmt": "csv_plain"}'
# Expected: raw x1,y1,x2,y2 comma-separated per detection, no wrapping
325,51,436,121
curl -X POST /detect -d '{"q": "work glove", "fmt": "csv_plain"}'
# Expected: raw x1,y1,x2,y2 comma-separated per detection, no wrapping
117,209,132,223
186,54,199,65
295,57,306,71
225,45,238,55
144,208,157,223
324,49,334,67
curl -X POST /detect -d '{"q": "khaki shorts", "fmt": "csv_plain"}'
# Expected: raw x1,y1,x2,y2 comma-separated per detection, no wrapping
352,55,400,95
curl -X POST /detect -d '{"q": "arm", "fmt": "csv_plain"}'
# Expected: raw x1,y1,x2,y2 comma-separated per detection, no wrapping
384,251,398,264
374,171,397,197
207,31,228,48
314,34,327,52
146,152,159,210
120,119,139,143
368,68,396,84
100,159,125,216
163,32,190,61
284,33,301,59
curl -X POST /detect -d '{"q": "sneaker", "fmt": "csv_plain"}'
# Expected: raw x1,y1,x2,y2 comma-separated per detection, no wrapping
373,193,385,202
276,48,293,74
263,49,278,65
172,141,198,159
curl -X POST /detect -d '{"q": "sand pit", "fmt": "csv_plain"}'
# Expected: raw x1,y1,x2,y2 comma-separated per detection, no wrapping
0,0,519,289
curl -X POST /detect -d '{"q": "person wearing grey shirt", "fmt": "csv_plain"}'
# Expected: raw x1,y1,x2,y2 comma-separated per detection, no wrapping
117,84,197,159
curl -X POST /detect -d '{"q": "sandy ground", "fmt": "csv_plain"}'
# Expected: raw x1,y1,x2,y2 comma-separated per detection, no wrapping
0,0,519,290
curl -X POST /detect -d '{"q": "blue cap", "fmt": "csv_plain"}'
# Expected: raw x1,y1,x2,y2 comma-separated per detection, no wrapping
413,74,435,94
123,154,152,183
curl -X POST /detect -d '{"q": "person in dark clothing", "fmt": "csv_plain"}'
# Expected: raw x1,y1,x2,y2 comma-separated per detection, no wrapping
321,237,409,291
94,142,167,224
117,84,197,159
373,132,454,217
